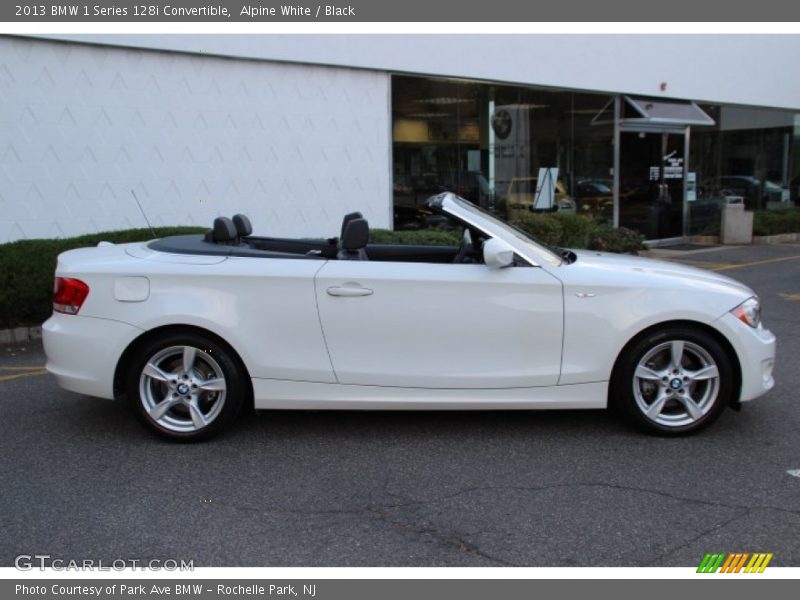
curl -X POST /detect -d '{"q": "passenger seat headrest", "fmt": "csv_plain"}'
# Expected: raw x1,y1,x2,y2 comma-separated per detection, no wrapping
232,214,252,237
212,217,237,243
341,218,369,250
341,211,363,239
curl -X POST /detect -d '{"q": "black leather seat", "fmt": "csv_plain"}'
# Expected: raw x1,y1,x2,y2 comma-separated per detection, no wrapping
232,214,252,236
340,211,363,239
232,214,253,246
204,216,238,245
337,218,369,260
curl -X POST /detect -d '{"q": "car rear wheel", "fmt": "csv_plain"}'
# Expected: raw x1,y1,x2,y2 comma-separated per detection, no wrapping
126,332,245,441
612,326,734,435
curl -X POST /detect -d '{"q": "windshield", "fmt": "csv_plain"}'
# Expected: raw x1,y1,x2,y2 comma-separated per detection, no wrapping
438,194,563,267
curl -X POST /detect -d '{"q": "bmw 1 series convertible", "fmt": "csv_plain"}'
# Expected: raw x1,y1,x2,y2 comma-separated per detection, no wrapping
43,192,776,440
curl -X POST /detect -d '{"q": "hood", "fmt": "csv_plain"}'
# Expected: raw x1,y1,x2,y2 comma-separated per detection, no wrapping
567,249,754,298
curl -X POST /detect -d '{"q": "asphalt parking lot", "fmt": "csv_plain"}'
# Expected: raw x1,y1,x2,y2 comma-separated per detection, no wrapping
2,243,799,567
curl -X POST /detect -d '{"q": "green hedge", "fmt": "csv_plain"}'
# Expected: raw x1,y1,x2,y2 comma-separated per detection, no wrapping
0,227,205,329
584,224,648,253
375,215,646,254
753,208,800,236
0,217,645,328
509,212,646,254
369,228,462,245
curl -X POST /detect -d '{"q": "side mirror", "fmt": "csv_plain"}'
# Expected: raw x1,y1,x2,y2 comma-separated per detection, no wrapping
483,238,515,268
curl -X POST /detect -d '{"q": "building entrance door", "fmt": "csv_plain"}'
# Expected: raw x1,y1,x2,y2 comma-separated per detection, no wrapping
618,130,687,240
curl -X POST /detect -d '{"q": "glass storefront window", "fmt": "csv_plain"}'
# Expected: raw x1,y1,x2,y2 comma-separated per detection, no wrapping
393,75,800,240
392,76,614,229
689,104,799,235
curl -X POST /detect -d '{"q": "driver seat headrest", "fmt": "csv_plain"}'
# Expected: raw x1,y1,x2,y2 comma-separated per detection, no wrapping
340,218,369,250
232,214,252,238
211,217,237,244
337,218,369,260
341,211,363,240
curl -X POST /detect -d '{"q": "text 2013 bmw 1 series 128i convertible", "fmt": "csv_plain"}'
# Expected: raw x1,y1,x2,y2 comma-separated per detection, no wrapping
43,193,776,440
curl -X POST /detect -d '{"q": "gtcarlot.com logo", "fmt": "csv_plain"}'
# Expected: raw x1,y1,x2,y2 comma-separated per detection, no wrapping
697,552,773,573
14,554,194,571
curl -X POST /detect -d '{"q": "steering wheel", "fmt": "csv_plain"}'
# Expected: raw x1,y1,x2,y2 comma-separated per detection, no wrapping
452,228,474,264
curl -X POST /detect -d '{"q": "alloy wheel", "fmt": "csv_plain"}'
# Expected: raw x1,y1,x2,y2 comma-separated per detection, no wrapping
632,340,721,428
138,345,227,433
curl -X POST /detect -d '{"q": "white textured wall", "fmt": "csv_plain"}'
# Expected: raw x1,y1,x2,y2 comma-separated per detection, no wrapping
0,36,391,242
41,34,800,111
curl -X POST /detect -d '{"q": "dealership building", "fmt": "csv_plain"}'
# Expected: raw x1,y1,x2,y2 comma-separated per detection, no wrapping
1,34,799,244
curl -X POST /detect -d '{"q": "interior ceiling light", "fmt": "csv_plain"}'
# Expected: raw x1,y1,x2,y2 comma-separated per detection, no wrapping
496,103,549,110
406,113,450,119
413,97,472,105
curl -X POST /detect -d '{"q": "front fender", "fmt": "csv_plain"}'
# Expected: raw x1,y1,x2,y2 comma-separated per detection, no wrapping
556,278,750,386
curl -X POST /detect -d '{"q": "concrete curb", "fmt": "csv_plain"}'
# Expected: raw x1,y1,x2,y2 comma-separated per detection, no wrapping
0,325,42,345
642,245,743,259
752,232,800,244
689,235,721,245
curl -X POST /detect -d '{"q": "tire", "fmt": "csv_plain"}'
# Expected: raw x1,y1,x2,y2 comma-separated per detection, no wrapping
611,326,734,435
126,331,246,441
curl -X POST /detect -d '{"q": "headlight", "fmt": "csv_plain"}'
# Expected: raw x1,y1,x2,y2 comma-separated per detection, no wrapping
731,297,761,328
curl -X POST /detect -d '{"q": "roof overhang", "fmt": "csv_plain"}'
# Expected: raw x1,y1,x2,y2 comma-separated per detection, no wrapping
621,95,716,126
591,95,717,128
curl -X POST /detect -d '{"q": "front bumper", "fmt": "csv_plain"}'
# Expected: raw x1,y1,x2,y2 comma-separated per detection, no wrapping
43,313,143,399
713,312,776,402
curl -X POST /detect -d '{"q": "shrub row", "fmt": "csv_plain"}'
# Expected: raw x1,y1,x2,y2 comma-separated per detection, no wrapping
509,212,646,254
375,214,646,254
753,208,800,236
369,228,462,245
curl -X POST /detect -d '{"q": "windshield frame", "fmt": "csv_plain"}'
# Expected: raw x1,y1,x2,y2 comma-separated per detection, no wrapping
426,192,564,267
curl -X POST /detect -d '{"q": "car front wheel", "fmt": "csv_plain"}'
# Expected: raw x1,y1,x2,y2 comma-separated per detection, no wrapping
126,332,246,441
612,326,735,435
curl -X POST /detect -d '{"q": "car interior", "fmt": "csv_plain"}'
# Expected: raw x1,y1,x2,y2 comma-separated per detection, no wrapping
148,210,487,264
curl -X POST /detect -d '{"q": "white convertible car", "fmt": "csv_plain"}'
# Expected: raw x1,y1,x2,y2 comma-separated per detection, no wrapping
43,193,775,440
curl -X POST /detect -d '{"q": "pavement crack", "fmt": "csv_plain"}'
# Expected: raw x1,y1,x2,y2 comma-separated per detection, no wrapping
384,481,800,519
640,507,752,566
365,505,518,567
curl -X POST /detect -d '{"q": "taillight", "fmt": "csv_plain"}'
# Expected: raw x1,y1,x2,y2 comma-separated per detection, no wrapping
53,277,90,315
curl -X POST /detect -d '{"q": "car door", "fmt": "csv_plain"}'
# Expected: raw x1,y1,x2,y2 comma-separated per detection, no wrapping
314,260,563,388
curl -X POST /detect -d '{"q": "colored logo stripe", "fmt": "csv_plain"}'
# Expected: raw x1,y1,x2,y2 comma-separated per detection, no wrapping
697,552,773,573
719,553,737,572
697,553,725,573
745,553,773,573
720,553,750,573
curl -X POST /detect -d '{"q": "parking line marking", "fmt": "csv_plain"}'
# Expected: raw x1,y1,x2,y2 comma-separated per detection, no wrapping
0,369,47,383
711,255,800,271
669,260,738,270
0,365,47,371
779,293,800,301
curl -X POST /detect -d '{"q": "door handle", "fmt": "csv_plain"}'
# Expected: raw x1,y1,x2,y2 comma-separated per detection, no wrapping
326,285,373,297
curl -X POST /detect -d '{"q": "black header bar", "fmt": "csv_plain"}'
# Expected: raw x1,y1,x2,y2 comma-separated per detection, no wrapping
3,0,800,22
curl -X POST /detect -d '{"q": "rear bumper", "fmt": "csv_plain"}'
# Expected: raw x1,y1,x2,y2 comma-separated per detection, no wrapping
43,313,143,399
713,312,776,402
